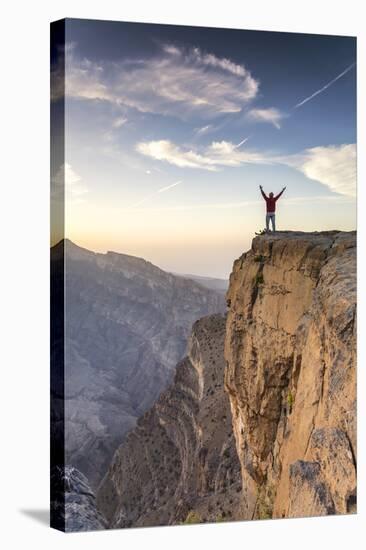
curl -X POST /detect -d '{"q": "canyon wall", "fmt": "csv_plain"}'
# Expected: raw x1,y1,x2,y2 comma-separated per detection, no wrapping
97,314,245,527
56,239,225,488
224,231,356,519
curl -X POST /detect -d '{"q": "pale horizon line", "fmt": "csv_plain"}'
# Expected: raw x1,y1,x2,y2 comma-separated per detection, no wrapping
52,236,231,281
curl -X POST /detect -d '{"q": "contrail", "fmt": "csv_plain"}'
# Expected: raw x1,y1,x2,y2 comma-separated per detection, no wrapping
235,137,250,149
130,194,154,208
129,180,182,208
158,180,182,193
294,62,356,109
194,125,213,136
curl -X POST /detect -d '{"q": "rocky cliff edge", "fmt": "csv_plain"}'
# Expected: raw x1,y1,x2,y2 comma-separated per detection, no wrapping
224,230,356,519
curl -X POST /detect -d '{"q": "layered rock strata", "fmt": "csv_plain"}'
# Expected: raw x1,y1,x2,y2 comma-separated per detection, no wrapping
97,314,244,527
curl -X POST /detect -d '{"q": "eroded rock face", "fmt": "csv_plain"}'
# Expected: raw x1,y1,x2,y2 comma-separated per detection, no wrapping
51,466,108,532
53,240,225,488
97,314,244,527
224,231,356,519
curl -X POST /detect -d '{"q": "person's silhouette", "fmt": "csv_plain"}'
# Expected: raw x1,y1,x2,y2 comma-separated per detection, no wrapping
259,185,286,232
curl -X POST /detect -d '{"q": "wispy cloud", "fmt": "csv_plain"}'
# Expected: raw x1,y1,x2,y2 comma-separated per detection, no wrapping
137,140,218,171
112,116,128,128
137,139,356,197
284,144,356,197
136,139,273,171
247,107,285,129
53,42,260,120
294,62,356,108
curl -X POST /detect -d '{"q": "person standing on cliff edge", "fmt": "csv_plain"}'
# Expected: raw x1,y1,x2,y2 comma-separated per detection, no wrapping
259,185,286,232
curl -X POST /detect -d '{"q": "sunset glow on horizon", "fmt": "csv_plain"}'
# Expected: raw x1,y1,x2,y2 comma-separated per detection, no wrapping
51,20,356,278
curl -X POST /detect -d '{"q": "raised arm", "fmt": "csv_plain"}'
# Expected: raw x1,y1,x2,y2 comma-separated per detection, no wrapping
275,187,286,200
259,185,267,200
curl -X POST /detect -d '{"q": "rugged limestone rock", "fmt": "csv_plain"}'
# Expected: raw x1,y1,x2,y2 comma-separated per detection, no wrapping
97,314,244,527
51,465,108,532
224,231,356,519
51,239,225,488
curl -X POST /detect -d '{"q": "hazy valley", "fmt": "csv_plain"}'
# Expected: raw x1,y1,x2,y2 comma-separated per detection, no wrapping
52,239,226,489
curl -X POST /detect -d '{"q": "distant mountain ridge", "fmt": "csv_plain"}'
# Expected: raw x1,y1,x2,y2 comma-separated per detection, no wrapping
174,273,228,294
51,239,226,488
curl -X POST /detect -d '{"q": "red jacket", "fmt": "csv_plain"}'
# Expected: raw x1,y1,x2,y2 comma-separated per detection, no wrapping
261,189,284,213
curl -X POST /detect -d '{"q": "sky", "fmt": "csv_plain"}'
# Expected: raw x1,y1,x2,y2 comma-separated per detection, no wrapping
51,19,356,278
